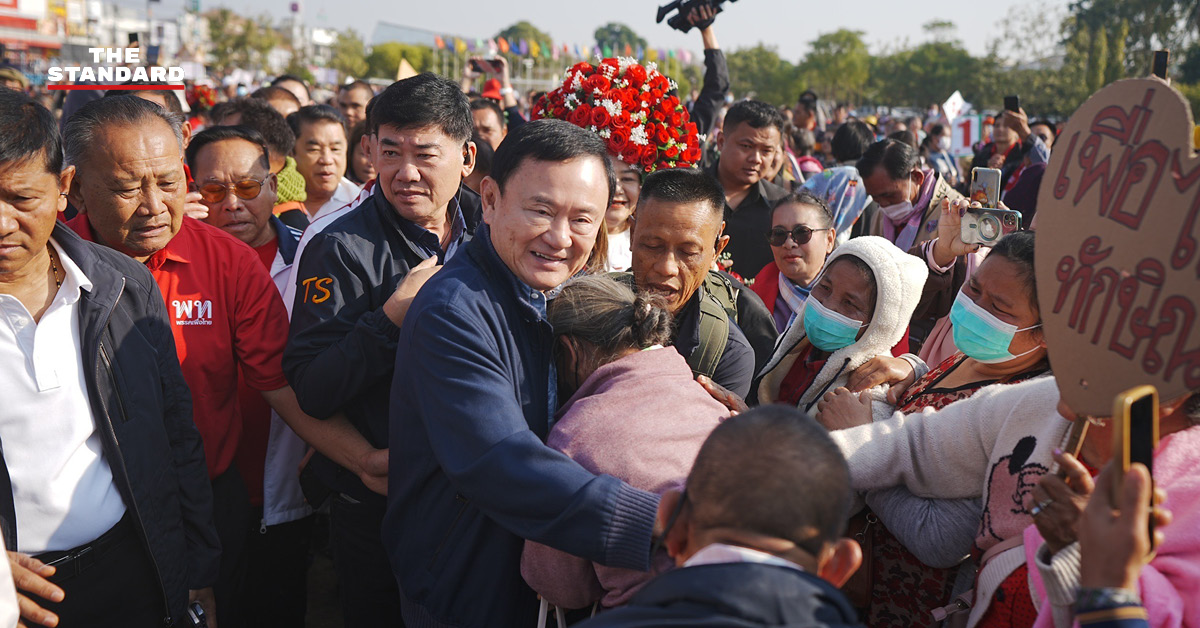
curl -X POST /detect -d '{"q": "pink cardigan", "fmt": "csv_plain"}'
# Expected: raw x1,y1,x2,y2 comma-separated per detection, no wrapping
1025,425,1200,628
520,346,729,609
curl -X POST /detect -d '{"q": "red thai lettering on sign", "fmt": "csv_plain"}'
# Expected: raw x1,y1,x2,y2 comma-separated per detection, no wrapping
1036,78,1200,415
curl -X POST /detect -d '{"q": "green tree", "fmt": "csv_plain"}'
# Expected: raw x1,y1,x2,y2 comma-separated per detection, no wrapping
1104,21,1128,84
205,10,279,74
925,20,958,42
1086,25,1108,92
283,50,315,85
594,22,647,56
868,41,981,108
496,21,552,47
366,42,433,79
1068,0,1193,71
1180,42,1200,83
206,9,238,74
724,44,801,105
799,29,870,105
331,28,369,80
674,62,703,98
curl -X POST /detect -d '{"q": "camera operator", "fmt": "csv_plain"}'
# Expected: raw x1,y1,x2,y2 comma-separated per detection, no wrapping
687,4,728,140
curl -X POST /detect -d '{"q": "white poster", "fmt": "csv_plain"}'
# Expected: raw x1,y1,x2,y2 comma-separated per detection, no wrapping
949,113,982,158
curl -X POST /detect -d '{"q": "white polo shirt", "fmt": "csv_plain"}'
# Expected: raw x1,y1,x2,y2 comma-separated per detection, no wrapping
0,238,126,554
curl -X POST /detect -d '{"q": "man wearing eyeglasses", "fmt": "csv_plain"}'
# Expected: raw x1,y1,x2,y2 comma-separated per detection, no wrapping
65,95,328,627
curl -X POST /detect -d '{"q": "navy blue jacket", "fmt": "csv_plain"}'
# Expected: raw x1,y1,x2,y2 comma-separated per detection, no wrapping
283,184,476,498
385,225,660,628
578,562,864,628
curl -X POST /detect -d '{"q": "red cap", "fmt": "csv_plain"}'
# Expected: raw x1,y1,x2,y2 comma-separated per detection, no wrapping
481,78,502,101
983,115,995,124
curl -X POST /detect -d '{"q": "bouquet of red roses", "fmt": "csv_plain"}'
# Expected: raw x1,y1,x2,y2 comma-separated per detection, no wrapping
533,57,702,172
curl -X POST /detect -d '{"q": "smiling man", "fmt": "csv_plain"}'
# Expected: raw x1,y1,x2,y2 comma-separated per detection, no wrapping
283,72,478,626
386,120,668,628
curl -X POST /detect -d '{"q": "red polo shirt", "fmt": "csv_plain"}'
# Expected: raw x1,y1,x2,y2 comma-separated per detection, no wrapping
68,215,290,479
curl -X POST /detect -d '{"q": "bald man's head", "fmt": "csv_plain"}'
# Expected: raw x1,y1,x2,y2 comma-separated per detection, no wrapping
687,406,853,550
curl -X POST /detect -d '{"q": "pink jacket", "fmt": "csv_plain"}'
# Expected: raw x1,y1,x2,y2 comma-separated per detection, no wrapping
520,347,728,609
1025,425,1200,628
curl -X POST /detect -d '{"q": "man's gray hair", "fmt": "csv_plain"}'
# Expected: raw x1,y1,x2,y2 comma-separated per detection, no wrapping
63,94,185,167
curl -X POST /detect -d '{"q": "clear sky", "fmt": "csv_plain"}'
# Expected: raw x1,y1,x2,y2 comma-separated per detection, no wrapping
158,0,1071,61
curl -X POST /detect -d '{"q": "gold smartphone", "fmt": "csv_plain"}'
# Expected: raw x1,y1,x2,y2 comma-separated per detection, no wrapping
1111,385,1159,549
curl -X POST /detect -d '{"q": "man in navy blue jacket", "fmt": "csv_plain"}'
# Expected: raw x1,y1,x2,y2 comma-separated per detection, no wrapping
284,73,479,625
579,405,864,628
386,120,664,627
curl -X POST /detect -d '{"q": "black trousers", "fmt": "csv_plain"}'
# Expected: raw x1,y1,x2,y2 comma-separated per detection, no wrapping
239,512,314,627
211,466,251,628
31,517,165,628
330,492,403,626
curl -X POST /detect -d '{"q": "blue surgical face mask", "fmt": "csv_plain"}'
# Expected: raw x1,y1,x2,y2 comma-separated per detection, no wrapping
803,297,866,352
950,290,1042,364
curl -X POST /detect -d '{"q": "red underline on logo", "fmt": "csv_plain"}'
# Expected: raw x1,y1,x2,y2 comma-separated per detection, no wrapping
48,85,185,91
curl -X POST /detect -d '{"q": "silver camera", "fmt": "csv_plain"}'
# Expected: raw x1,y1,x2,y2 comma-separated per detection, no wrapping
961,208,1022,246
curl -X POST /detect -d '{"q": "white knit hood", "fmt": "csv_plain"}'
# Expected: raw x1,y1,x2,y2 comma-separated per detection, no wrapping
758,236,929,412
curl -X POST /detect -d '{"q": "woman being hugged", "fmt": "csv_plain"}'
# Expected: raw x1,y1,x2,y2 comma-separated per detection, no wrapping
520,275,729,611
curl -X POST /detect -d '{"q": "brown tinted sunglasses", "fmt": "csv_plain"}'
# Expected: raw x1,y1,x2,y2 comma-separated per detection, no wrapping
197,176,269,203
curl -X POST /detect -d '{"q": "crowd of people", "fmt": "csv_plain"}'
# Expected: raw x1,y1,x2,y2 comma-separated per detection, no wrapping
0,8,1195,628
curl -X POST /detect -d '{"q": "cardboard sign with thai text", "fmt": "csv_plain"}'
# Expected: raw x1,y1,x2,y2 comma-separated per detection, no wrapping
1036,77,1200,416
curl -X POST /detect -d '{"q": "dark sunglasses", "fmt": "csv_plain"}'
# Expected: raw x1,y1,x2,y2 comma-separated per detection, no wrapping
197,176,269,203
767,225,831,246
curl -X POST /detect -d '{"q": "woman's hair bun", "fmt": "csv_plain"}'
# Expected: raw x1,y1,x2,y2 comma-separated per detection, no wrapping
631,291,673,348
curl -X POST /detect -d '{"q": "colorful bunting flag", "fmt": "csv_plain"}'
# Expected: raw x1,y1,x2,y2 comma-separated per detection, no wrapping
498,37,510,54
434,35,445,50
519,39,529,55
454,38,467,54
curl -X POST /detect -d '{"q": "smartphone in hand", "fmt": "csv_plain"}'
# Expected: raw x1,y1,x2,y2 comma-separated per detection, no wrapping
1111,385,1159,550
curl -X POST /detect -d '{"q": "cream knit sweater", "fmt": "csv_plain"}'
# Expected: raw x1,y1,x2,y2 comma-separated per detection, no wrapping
828,375,1072,626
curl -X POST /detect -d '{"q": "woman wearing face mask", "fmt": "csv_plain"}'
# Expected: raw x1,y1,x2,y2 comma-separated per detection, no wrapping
922,124,961,188
751,191,838,333
605,161,641,272
520,275,729,611
757,235,928,420
815,230,1050,628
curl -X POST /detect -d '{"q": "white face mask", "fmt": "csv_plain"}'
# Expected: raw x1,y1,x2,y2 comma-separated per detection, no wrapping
879,200,915,221
938,136,952,152
878,179,918,221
